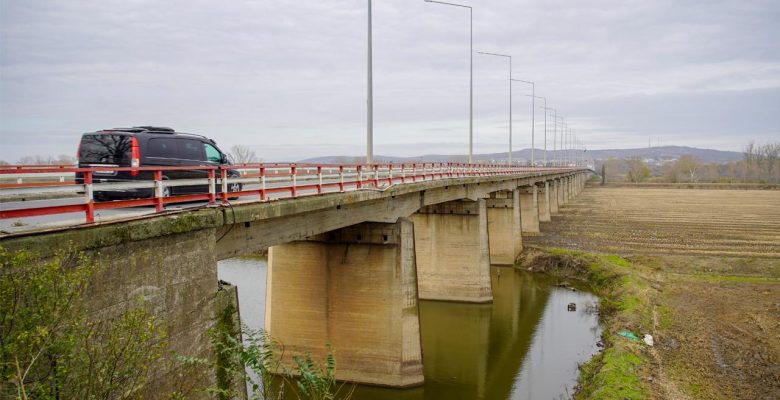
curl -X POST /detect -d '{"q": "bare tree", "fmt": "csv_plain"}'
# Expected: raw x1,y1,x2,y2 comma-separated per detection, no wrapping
16,154,76,165
675,155,701,183
760,143,779,183
626,157,651,183
227,145,260,164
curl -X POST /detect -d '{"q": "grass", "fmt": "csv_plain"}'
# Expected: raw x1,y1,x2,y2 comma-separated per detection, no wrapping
672,273,780,283
518,247,655,400
578,347,647,400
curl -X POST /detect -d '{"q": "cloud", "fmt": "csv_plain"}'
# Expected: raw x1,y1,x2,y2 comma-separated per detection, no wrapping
1,0,778,162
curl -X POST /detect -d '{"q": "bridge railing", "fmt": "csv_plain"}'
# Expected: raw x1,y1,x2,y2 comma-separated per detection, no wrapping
1,163,574,226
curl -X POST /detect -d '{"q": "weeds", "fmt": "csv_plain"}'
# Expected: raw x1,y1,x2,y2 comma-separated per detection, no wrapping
193,297,354,400
0,247,167,399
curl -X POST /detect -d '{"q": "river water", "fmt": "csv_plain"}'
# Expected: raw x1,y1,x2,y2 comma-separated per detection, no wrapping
218,257,602,400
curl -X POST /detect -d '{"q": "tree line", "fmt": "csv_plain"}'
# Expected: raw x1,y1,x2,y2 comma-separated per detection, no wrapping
600,141,780,184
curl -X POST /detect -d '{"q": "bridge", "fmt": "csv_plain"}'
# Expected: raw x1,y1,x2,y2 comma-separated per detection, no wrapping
0,163,590,393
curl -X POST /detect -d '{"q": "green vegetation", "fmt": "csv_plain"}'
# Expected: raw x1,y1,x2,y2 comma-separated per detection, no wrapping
0,247,167,399
191,297,353,400
520,247,655,400
578,348,646,400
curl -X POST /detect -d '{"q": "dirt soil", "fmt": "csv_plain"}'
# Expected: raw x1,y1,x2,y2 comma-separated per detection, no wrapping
527,185,780,400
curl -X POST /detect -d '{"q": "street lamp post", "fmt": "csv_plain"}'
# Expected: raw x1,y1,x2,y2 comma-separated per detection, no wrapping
512,79,534,166
528,95,546,166
424,0,474,163
553,115,564,166
541,105,557,167
561,121,567,166
367,0,373,164
477,51,513,165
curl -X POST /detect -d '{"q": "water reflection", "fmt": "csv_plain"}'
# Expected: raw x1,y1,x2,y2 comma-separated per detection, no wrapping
217,258,601,400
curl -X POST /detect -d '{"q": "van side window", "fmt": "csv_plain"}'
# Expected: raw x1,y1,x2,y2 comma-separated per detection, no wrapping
179,139,205,161
204,143,222,163
147,138,178,158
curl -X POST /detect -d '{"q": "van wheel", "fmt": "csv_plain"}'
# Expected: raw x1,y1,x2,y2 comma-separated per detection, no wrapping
162,186,171,198
228,183,241,200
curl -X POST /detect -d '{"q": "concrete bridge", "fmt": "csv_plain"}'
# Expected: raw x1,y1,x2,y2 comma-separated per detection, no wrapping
1,167,589,393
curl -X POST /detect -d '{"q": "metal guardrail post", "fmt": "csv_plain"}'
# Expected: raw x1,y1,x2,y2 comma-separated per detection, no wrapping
220,168,228,203
260,167,267,200
84,170,94,223
388,164,394,186
208,169,216,205
317,166,323,194
357,165,363,189
154,170,164,213
291,165,298,197
339,166,345,192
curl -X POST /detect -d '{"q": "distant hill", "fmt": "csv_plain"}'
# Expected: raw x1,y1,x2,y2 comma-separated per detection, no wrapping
584,146,742,163
300,146,743,164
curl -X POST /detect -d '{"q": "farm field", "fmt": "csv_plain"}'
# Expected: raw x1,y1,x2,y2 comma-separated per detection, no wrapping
526,186,780,399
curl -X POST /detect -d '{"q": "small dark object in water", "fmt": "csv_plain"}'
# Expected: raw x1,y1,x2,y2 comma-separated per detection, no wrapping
567,303,576,311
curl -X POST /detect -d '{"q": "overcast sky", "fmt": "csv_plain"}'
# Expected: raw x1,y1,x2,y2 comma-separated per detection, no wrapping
1,0,778,162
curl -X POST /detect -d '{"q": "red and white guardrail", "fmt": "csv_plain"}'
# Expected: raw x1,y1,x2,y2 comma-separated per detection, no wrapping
1,163,574,224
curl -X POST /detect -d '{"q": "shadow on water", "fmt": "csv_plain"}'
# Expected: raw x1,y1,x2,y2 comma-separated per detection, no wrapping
218,258,601,400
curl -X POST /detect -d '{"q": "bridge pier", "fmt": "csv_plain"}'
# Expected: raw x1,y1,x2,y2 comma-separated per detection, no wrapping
266,218,424,388
549,179,560,215
572,175,578,196
538,182,552,222
486,189,523,265
519,186,540,233
411,199,493,303
556,178,564,206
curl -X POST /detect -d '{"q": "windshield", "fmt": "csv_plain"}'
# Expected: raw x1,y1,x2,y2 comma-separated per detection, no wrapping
79,134,132,165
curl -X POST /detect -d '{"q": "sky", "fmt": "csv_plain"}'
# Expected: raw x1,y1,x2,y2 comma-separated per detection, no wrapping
1,0,779,162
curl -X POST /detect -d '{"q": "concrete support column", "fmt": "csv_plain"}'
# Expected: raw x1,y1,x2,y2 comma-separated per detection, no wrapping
575,174,580,195
575,174,580,194
557,178,565,206
538,182,552,222
559,178,567,204
411,199,492,303
549,179,560,215
519,186,540,233
266,218,424,387
486,189,522,265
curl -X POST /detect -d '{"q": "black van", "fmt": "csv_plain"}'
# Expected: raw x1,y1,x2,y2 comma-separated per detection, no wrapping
76,126,242,200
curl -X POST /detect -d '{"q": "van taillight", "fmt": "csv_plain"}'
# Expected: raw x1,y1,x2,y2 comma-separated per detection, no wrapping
131,137,140,176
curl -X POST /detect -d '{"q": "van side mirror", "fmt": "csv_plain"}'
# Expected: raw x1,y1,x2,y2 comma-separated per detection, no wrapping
221,154,229,164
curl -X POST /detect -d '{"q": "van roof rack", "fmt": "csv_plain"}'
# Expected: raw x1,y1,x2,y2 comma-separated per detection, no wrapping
134,126,175,133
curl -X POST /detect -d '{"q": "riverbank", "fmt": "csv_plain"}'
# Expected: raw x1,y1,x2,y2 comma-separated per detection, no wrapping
523,186,780,399
520,248,660,399
520,247,779,400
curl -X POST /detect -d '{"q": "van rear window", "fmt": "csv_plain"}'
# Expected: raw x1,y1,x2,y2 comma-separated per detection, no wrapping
79,134,132,165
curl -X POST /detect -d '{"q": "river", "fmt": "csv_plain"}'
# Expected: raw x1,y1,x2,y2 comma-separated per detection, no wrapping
218,257,601,400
